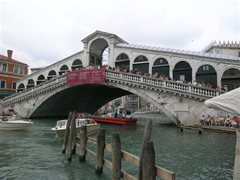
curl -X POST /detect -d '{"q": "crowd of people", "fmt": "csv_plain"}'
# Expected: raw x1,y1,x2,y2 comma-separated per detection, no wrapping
200,114,240,128
106,66,223,91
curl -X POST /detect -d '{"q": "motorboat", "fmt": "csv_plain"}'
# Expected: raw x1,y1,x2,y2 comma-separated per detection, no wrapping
91,107,137,125
51,116,100,138
0,115,33,131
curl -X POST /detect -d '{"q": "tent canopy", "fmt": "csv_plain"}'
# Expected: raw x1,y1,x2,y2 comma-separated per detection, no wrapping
205,87,240,115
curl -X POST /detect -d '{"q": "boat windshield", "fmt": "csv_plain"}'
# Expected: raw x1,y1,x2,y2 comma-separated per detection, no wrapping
76,118,95,126
57,120,66,128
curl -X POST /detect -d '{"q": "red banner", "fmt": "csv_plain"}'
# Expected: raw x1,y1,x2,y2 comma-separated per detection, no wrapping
67,68,105,86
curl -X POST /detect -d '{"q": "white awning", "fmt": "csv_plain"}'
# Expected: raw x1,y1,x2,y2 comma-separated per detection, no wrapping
205,87,240,115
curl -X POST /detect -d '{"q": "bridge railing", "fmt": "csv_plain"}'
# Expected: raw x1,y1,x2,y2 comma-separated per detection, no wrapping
2,68,221,105
2,74,67,103
105,69,221,98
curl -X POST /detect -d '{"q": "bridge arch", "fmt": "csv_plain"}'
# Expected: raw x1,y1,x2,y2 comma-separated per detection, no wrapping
59,65,69,76
152,58,169,77
37,75,46,85
29,84,131,118
173,61,192,82
133,55,149,74
221,67,240,91
115,53,130,71
88,38,109,66
17,83,25,92
71,59,83,70
26,79,35,89
196,64,217,88
47,70,57,80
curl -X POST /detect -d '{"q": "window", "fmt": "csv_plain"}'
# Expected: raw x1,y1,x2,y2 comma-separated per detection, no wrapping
12,82,16,89
203,65,209,71
0,63,7,72
20,67,24,74
13,65,24,74
0,80,6,88
14,65,20,74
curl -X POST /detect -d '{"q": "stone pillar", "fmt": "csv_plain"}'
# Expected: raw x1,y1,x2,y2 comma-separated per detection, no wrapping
83,42,89,67
234,128,240,180
108,38,115,67
217,72,222,88
169,65,173,80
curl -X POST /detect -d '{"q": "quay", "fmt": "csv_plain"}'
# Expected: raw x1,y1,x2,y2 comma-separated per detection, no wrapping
179,125,236,134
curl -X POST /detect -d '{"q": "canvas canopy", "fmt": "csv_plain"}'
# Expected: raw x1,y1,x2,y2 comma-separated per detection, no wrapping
205,87,240,115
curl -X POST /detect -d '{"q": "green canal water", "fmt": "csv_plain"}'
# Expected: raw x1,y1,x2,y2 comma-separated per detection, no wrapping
0,118,236,180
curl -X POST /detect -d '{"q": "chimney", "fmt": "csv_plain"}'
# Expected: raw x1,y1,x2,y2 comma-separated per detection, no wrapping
7,49,13,60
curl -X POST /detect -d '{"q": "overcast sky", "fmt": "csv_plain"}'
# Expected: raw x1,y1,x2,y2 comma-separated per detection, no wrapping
0,0,239,69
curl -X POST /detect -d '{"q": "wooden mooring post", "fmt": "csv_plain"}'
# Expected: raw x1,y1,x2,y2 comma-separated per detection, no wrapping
66,118,175,179
79,126,87,162
67,112,76,162
112,134,121,180
139,119,153,180
95,129,105,174
62,112,73,154
142,141,156,180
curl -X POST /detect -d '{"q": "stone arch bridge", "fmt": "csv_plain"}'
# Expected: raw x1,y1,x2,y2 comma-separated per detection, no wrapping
1,30,239,125
2,69,221,125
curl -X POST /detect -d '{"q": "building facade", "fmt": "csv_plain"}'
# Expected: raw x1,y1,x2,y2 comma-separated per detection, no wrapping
0,50,28,99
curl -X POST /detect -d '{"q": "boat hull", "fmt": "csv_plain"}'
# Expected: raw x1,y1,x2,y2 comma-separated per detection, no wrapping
0,120,33,131
92,117,137,125
51,124,100,138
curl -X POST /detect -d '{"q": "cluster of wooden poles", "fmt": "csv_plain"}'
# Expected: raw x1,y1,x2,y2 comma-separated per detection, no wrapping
61,112,176,180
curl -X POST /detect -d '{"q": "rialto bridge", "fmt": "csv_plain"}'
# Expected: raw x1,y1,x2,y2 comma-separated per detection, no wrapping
1,31,240,125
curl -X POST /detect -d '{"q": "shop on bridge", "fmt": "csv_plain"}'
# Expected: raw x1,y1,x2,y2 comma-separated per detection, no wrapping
132,55,149,74
173,61,192,82
152,58,169,77
196,64,217,88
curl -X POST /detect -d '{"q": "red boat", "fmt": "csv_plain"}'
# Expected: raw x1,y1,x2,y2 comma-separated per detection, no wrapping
91,108,137,125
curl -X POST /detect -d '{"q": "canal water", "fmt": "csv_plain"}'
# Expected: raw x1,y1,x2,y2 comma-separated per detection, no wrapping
0,118,235,180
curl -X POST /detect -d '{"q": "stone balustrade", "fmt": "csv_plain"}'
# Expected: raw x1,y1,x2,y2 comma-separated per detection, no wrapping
2,69,221,107
105,70,220,99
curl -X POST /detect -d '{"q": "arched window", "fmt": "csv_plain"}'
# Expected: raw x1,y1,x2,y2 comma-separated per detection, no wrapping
59,65,69,76
37,75,45,85
133,55,149,73
221,68,240,91
71,59,83,71
115,53,130,71
173,61,192,82
17,83,25,92
27,79,35,89
47,70,57,80
196,64,217,88
152,58,169,77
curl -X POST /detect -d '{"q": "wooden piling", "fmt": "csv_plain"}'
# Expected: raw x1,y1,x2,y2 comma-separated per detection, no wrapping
234,128,240,180
142,141,156,180
67,112,76,162
62,112,72,154
79,125,87,162
112,134,121,180
139,119,153,179
95,129,105,174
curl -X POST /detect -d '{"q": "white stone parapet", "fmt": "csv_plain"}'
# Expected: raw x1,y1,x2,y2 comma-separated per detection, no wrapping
2,69,221,107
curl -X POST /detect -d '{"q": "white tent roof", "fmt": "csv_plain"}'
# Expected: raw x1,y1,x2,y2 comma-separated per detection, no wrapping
205,87,240,115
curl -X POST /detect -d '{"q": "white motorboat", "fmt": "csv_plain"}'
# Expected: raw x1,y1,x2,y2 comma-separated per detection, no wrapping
51,117,100,138
0,116,33,131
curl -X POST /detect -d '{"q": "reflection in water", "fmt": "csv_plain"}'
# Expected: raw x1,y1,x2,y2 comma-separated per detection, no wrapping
0,118,235,180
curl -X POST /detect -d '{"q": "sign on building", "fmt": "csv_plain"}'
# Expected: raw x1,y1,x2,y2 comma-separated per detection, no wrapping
67,68,105,86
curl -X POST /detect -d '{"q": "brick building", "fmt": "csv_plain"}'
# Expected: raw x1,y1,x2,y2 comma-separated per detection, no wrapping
0,50,28,99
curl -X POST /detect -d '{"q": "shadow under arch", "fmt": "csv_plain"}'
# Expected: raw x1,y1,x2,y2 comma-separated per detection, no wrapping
30,84,131,118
